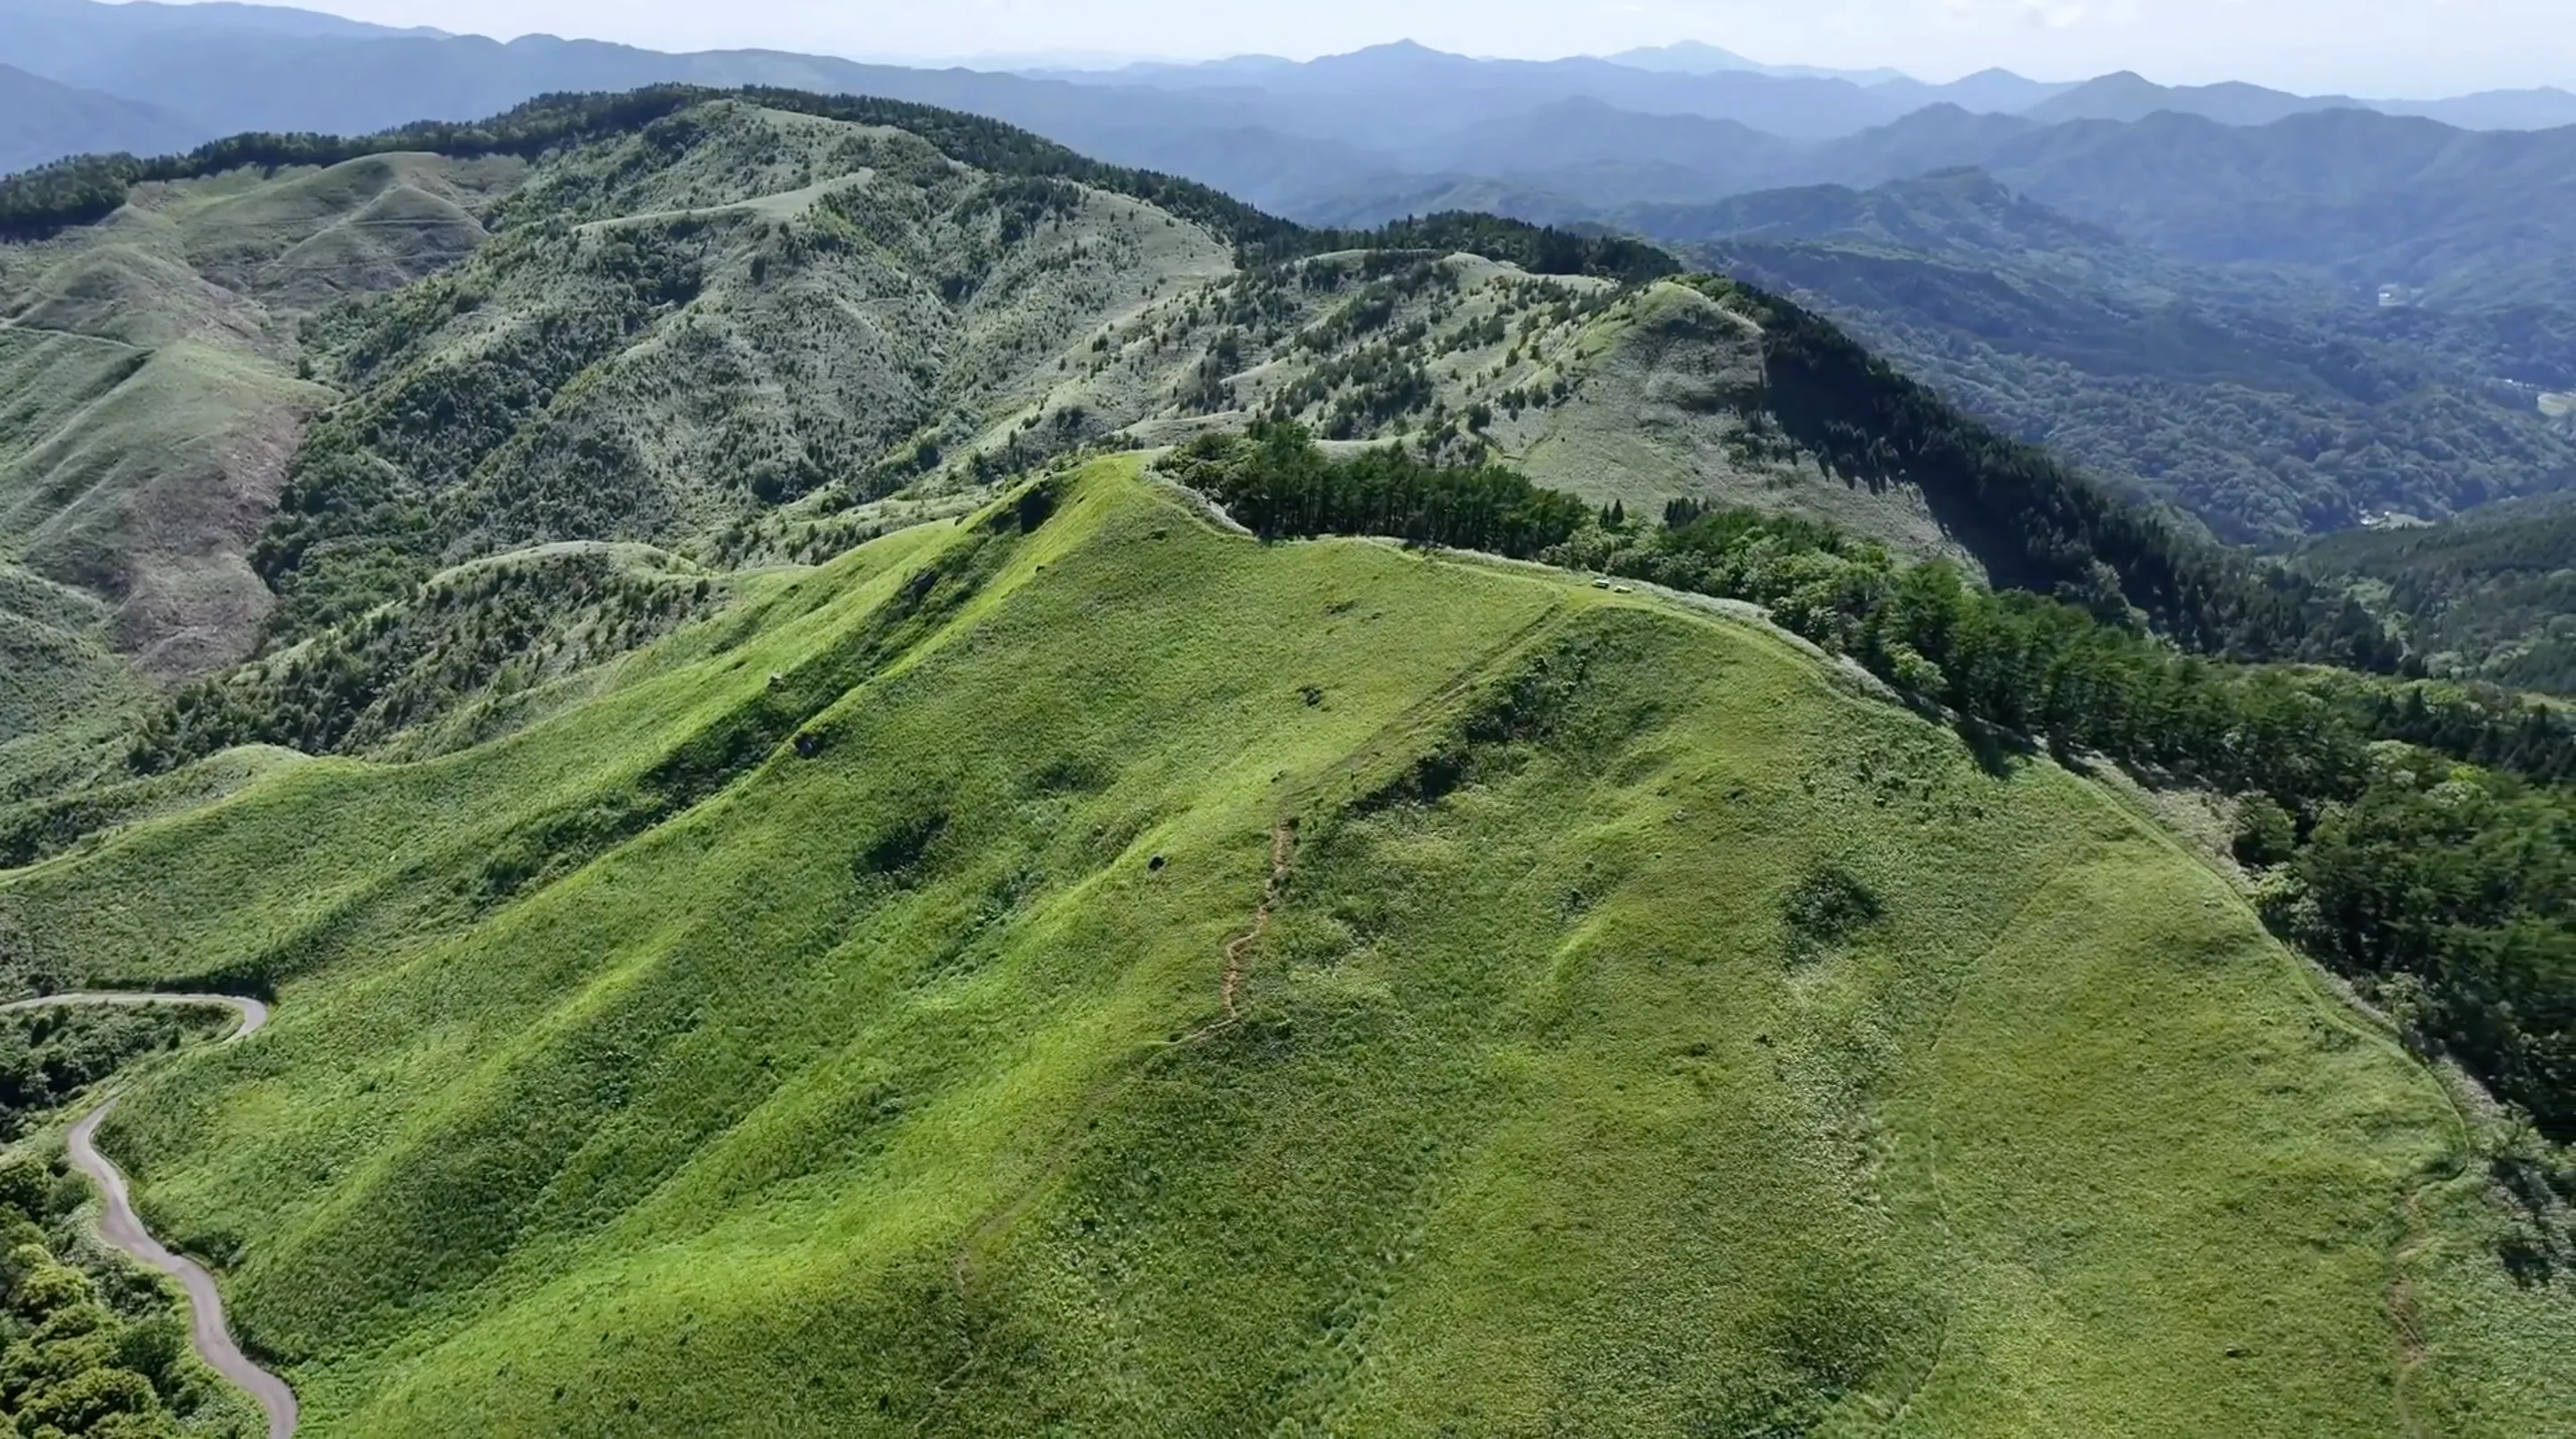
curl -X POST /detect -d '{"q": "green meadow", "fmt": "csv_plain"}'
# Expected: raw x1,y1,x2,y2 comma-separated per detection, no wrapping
2,458,2563,1434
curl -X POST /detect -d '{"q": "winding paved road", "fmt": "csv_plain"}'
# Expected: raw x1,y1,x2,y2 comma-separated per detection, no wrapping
3,993,295,1439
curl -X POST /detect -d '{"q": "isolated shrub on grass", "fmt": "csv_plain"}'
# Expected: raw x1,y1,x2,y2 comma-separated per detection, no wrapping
1784,865,1883,954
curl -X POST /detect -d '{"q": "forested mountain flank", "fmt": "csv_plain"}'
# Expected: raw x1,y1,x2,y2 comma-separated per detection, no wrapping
2300,494,2576,696
1637,170,2576,549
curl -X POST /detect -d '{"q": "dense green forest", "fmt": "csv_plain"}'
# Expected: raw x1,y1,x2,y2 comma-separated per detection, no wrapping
0,1158,238,1437
1166,426,2576,1150
0,1008,224,1142
1684,276,2403,670
1697,235,2576,548
2300,494,2576,696
1631,170,2576,551
1161,421,1589,557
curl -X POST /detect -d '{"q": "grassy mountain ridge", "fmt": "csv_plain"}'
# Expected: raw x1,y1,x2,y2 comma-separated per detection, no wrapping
253,100,1244,636
3,458,2566,1433
1157,427,2576,1147
0,147,520,808
0,82,1673,288
0,89,2402,821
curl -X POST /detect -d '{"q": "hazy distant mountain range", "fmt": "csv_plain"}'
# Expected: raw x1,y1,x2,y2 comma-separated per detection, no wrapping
4,0,2573,174
5,3,2573,295
6,0,2574,546
0,61,202,167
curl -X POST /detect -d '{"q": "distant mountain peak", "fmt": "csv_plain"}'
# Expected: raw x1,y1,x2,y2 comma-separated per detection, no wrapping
1604,40,1911,85
2064,70,2161,97
1301,38,1487,78
1607,39,1762,70
1344,38,1446,59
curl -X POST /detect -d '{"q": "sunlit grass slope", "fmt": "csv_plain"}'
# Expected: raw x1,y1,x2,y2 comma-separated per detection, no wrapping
0,458,2563,1434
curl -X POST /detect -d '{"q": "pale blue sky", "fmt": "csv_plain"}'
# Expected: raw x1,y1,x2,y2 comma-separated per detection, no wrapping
222,0,2569,96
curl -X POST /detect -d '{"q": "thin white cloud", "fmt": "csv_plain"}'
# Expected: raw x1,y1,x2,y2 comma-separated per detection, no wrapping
2021,1,2089,29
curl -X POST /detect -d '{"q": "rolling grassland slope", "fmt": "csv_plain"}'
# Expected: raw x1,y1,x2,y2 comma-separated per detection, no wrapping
0,461,2567,1435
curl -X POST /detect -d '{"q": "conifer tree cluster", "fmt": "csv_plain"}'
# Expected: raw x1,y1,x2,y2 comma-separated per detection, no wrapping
1162,422,1589,559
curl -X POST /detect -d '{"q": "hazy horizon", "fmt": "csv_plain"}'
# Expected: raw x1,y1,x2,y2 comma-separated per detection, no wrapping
94,0,2575,98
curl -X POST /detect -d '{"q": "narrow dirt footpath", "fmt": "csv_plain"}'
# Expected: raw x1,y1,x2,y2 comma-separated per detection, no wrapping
1219,818,1297,1023
955,817,1301,1297
4,994,296,1439
2388,1186,2436,1439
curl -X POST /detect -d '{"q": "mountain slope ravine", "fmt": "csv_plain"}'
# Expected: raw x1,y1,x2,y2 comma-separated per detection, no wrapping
0,993,295,1439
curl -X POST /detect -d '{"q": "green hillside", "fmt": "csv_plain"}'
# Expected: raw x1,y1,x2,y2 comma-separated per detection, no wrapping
0,148,521,800
2300,494,2576,696
1652,173,2576,548
0,88,2567,1436
0,460,2568,1434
